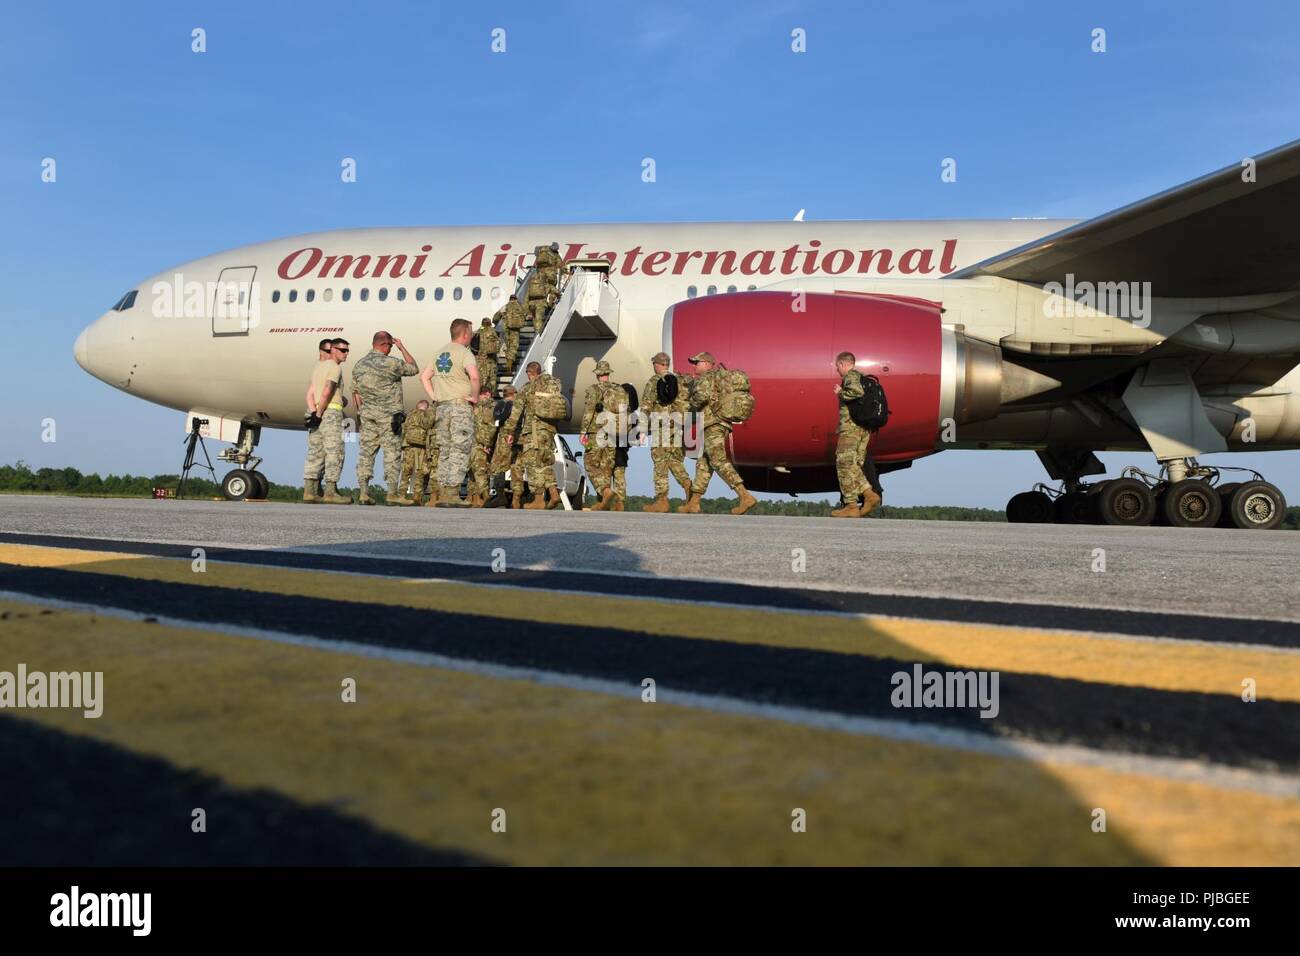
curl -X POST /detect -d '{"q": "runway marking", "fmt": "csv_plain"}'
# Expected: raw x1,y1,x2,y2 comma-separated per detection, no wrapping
2,596,1297,865
1,543,1296,705
3,531,1295,647
2,559,1297,774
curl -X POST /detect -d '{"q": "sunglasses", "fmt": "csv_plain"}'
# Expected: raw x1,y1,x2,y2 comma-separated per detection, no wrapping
334,347,349,354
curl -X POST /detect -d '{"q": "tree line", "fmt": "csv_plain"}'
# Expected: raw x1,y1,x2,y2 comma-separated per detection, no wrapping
3,461,1296,526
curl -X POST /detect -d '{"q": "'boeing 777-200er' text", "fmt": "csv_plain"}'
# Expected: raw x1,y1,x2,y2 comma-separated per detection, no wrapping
76,140,1300,528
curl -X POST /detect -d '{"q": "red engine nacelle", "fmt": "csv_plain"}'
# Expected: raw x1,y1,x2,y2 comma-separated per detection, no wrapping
665,291,1002,485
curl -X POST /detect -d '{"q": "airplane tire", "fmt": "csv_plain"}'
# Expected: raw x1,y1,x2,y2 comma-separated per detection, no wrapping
249,471,270,500
1053,491,1090,524
1096,478,1155,526
1006,490,1052,523
221,469,253,501
1214,482,1242,527
1162,479,1221,528
1228,480,1287,530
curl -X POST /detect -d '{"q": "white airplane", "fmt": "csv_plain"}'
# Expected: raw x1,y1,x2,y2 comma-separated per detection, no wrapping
76,140,1300,528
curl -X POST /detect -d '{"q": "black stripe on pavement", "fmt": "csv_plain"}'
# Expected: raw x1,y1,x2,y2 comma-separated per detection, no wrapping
2,531,1297,648
2,562,1297,774
0,715,495,866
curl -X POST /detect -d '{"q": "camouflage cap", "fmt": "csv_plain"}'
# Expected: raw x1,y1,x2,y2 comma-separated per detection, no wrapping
651,351,671,366
593,360,613,376
480,316,492,325
688,351,716,364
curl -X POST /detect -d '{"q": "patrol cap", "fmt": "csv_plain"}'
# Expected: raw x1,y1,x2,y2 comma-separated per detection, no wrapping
688,351,716,364
480,316,492,325
651,351,671,366
593,360,613,375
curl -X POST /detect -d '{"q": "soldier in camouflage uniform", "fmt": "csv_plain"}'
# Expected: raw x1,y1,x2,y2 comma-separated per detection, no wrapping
493,297,528,375
398,399,437,505
580,360,623,510
476,317,499,397
352,331,420,504
683,351,758,516
420,318,481,507
832,351,882,518
525,243,560,334
488,385,520,502
640,351,693,513
505,360,564,510
468,386,498,506
304,338,353,504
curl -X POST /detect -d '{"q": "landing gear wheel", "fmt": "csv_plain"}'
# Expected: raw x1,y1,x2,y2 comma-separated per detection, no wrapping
1006,490,1053,523
221,469,253,501
248,471,270,500
1161,480,1221,528
1053,491,1092,524
1214,482,1243,528
1096,478,1155,526
1227,480,1287,530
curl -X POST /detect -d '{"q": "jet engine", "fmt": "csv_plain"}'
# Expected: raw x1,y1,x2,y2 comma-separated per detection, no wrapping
664,291,1049,490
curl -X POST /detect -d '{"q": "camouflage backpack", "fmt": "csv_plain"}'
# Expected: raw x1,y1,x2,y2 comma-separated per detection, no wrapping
714,367,755,424
530,375,569,421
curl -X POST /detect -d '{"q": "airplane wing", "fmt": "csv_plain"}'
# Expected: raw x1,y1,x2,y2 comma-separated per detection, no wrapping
948,138,1300,297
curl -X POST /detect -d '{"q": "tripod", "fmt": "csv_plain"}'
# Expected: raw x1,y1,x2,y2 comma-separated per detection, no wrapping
178,418,217,499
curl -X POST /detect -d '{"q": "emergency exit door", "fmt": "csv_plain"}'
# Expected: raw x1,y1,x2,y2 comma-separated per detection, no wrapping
212,266,257,336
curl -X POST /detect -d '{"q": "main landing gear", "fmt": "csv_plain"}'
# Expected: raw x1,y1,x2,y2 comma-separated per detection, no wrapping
1006,461,1287,530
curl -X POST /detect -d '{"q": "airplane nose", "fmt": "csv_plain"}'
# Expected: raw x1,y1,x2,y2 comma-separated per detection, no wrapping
74,327,90,371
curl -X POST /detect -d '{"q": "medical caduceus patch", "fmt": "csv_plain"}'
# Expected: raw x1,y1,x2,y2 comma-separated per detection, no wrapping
436,352,453,373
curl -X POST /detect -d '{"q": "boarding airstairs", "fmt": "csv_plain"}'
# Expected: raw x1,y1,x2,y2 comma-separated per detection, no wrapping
486,256,621,510
505,259,621,392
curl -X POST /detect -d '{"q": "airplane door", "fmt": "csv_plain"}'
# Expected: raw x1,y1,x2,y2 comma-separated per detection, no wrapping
212,266,257,336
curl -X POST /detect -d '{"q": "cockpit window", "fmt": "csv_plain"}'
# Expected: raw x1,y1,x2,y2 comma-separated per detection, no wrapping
111,290,138,311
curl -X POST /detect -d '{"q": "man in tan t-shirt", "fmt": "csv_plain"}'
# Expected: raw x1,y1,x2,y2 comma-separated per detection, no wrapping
420,318,480,506
303,338,352,504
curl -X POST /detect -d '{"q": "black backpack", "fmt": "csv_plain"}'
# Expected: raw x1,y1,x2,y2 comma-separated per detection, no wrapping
656,373,679,405
470,332,481,353
847,375,890,430
621,382,640,412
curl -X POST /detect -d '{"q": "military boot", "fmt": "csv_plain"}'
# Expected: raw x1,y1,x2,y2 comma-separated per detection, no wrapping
470,493,485,508
302,480,322,504
436,485,469,508
859,489,882,517
511,490,524,509
524,490,546,510
357,484,374,505
730,488,758,516
545,486,562,509
321,482,353,505
680,493,702,514
611,499,625,512
831,501,859,518
592,488,612,511
643,496,669,513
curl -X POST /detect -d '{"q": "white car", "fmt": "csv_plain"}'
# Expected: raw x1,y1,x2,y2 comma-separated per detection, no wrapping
500,434,587,506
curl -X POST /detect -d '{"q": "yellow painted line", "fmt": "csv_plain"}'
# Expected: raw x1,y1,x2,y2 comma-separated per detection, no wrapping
1,597,1297,865
1,542,1296,703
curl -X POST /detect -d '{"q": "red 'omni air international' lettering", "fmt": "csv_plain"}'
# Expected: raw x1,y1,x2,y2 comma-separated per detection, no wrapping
277,239,959,281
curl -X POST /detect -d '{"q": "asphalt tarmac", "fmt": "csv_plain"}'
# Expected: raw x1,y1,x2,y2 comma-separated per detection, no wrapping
0,494,1297,865
1,495,1297,618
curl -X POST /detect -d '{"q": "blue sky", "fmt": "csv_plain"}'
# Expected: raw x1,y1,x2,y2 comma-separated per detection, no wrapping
3,0,1299,504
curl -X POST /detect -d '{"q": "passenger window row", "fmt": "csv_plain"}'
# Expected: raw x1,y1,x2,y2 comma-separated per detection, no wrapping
270,286,502,305
686,284,758,298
